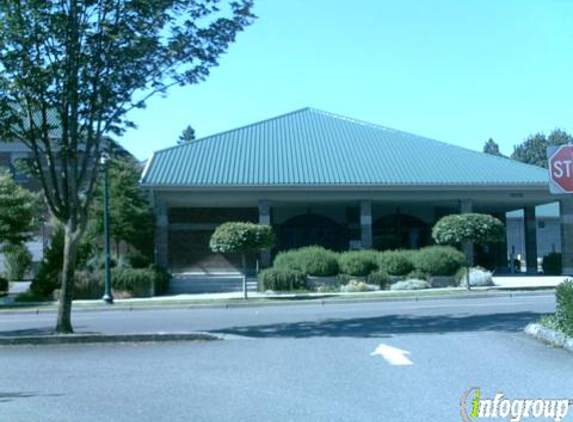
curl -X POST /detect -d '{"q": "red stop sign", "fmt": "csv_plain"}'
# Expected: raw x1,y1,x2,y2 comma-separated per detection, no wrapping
549,145,573,193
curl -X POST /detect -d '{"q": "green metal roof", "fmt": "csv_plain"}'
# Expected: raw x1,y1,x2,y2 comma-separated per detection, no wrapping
141,108,549,187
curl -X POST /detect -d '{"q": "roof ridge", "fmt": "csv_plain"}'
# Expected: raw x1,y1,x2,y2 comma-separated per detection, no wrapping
151,107,313,155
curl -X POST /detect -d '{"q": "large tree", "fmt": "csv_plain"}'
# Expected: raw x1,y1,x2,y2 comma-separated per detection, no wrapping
511,129,573,168
482,138,504,157
178,124,196,144
0,1,255,333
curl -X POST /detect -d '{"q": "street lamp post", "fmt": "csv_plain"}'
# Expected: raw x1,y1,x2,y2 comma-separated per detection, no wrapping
101,154,113,304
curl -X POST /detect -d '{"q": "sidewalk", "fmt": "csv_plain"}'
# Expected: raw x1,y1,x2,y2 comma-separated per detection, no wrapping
492,275,568,289
1,275,565,310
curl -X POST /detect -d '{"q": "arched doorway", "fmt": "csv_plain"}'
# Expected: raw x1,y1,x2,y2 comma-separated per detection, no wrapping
373,214,431,250
278,214,344,251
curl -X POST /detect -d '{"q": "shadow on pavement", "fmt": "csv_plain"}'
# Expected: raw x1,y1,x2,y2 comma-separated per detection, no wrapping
0,392,63,403
0,326,95,337
214,311,545,339
0,327,55,337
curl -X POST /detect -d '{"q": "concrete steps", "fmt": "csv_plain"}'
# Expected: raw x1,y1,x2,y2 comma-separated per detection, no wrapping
169,274,258,294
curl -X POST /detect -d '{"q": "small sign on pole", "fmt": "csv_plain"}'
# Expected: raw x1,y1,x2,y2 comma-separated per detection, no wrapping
548,145,573,194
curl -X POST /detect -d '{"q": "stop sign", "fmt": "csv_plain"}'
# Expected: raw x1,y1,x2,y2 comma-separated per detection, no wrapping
548,145,573,193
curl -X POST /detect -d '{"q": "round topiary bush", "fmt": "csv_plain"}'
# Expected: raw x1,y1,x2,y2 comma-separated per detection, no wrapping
259,268,307,291
378,250,415,276
273,246,339,276
413,246,465,276
338,250,378,276
542,252,562,275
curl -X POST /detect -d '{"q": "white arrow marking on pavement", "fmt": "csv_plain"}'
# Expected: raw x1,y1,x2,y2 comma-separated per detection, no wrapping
370,343,413,366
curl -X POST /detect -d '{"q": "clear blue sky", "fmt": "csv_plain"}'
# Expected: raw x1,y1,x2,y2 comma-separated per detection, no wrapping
123,0,573,161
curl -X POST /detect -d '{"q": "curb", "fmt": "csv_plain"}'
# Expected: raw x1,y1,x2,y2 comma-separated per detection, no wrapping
0,289,556,315
524,323,573,354
0,332,221,347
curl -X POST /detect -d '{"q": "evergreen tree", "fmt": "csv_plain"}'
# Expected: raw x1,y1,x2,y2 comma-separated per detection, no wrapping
0,170,40,249
511,129,573,168
178,125,196,144
483,138,504,157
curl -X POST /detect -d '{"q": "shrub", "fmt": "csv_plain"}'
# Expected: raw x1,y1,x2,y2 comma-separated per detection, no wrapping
73,267,170,299
0,275,8,293
340,280,378,293
14,290,52,302
390,279,431,291
126,250,151,269
84,253,118,272
406,269,428,281
273,246,339,276
378,250,415,276
315,283,340,293
456,266,494,287
3,244,32,281
337,250,378,276
259,268,307,291
30,225,65,297
366,270,391,289
555,279,573,337
413,246,465,276
542,252,562,275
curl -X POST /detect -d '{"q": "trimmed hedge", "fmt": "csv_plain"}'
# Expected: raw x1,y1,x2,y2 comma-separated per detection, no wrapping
413,246,465,276
273,246,339,276
338,250,378,276
378,250,414,276
555,279,573,337
542,252,562,275
259,268,307,291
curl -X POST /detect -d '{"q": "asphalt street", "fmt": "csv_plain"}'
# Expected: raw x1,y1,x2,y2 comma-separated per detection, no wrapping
1,295,573,422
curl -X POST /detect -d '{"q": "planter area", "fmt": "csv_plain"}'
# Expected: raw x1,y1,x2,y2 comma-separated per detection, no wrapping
259,246,477,293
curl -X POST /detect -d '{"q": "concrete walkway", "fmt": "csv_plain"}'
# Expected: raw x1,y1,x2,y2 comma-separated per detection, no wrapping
492,275,569,289
1,275,568,308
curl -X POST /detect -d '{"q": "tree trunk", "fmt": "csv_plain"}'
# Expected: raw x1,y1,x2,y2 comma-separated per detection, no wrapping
56,223,82,334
